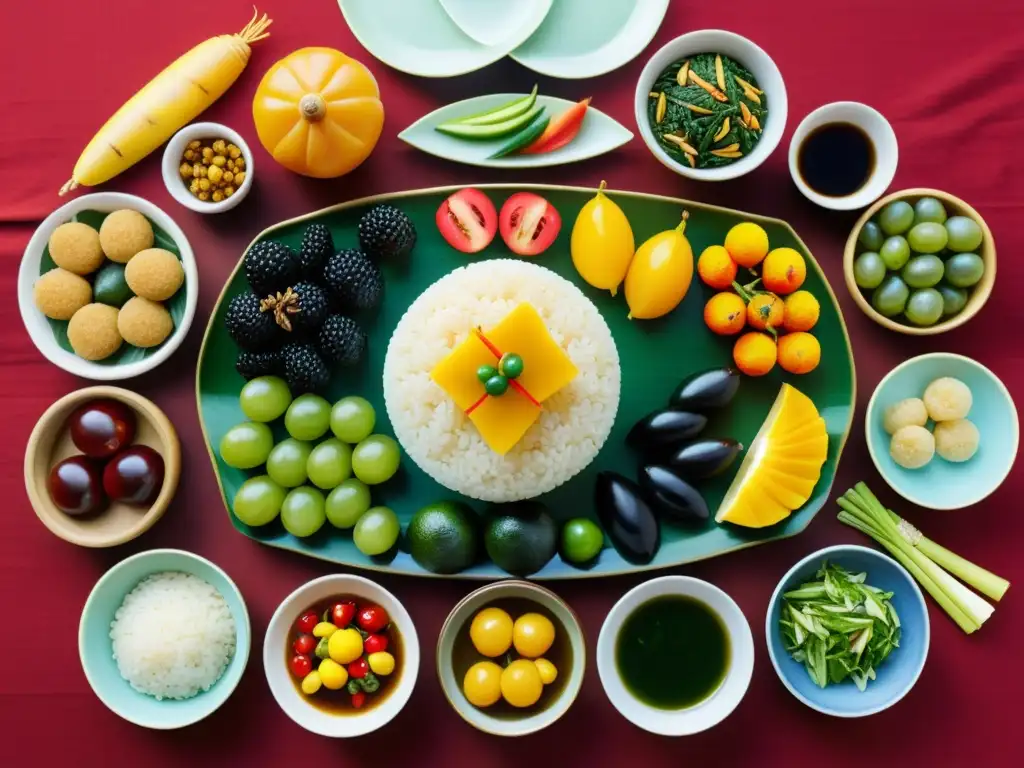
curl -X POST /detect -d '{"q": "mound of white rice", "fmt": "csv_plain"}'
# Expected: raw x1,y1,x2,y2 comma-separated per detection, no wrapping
383,259,620,503
110,571,236,700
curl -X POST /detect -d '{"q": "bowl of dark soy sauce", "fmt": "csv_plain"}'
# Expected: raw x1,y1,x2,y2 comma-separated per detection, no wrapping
789,102,898,210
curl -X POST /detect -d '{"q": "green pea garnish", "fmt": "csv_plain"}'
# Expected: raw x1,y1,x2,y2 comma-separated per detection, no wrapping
477,364,498,384
485,375,509,396
498,352,524,380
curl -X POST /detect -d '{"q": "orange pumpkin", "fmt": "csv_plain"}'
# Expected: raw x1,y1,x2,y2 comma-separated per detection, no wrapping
252,47,384,178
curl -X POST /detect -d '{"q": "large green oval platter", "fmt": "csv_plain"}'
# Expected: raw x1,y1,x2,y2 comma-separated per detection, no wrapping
197,184,855,580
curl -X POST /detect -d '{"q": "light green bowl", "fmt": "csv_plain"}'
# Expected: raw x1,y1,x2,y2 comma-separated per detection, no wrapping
866,353,1019,510
78,549,251,729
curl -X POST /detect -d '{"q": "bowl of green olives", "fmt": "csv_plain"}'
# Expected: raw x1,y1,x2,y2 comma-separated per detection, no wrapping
844,189,995,334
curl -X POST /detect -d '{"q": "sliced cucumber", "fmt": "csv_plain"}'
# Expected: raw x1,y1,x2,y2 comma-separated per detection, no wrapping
436,104,545,140
451,85,539,127
489,114,551,159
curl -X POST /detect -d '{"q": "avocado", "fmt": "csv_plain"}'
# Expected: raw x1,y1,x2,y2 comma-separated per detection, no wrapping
484,501,557,577
406,501,479,575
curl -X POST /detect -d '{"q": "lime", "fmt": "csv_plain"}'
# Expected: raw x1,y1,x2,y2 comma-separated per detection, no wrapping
406,501,478,574
560,518,604,564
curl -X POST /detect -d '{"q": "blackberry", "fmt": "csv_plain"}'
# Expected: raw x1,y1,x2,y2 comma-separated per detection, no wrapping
298,223,334,279
236,349,281,379
317,315,367,366
359,204,417,260
281,343,329,394
322,248,383,311
261,282,329,335
224,292,278,350
245,240,299,296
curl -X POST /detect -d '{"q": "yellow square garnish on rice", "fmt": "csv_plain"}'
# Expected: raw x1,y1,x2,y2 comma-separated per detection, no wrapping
429,333,492,412
486,303,578,403
468,389,543,456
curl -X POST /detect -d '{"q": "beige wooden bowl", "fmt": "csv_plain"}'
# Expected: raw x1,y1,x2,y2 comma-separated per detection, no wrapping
25,386,181,547
843,188,995,335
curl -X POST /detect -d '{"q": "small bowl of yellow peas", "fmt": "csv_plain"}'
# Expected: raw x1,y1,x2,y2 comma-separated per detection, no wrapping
162,122,254,214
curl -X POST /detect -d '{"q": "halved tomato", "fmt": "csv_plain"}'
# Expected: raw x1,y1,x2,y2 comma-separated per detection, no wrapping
498,193,562,257
436,188,498,254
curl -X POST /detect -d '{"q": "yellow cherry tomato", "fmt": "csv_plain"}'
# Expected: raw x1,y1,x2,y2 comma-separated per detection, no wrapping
724,222,769,268
470,607,514,657
571,180,636,296
328,628,364,665
624,212,694,320
534,658,558,685
463,661,503,708
512,613,555,658
500,659,544,708
301,670,322,695
318,659,348,690
312,621,337,638
367,651,395,676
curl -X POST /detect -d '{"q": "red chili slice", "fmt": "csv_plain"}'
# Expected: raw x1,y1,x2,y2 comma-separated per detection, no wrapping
436,187,498,254
520,98,591,155
498,193,562,257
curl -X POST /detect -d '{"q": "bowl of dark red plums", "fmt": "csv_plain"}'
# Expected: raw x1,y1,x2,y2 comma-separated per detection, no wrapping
24,386,181,547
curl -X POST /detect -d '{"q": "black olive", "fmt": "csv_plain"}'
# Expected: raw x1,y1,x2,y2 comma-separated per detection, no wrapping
638,465,710,524
669,368,741,412
595,471,660,564
667,438,744,479
626,409,707,452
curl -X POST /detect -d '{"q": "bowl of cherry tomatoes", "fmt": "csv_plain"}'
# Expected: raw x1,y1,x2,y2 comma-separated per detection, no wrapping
263,574,420,738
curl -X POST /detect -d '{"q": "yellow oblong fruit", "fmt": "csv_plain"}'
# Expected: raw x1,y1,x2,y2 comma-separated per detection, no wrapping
570,181,635,295
623,212,694,320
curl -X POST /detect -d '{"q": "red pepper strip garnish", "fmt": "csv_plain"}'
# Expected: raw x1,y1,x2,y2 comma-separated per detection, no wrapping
519,98,591,155
469,328,541,409
508,379,541,407
473,327,503,358
465,392,488,415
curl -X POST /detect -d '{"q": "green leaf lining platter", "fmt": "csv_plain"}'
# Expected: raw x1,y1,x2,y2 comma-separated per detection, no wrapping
197,184,856,580
399,95,633,169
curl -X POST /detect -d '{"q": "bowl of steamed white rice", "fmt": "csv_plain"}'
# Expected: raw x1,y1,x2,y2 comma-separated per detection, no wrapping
78,548,250,729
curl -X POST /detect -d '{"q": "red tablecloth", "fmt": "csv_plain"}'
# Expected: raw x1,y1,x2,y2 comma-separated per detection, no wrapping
2,1,1021,765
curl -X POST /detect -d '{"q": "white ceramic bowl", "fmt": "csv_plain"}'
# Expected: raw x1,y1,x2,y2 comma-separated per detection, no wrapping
597,576,754,735
634,29,788,181
18,192,198,381
161,122,254,214
789,102,898,210
263,575,420,738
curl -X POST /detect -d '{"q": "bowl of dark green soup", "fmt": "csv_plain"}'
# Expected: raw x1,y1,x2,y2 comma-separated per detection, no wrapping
597,576,754,735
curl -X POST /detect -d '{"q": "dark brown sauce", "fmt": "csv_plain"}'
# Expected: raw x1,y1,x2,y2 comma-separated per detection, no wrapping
797,122,875,197
451,597,572,720
286,596,403,715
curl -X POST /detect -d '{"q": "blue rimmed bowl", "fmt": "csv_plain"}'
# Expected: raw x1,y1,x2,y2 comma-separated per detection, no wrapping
78,549,250,729
766,544,929,718
866,353,1019,510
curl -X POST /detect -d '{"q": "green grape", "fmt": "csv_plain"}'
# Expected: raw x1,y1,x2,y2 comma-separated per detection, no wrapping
352,435,401,485
879,236,911,270
945,216,983,252
878,200,914,235
266,438,312,488
936,283,969,316
913,197,948,225
905,288,944,326
857,220,885,251
285,394,332,441
353,506,400,556
944,253,985,288
232,475,286,527
330,396,376,444
907,222,948,254
280,486,327,538
239,376,292,422
307,438,353,490
325,479,372,529
871,275,909,317
901,255,944,288
219,422,274,469
853,252,887,289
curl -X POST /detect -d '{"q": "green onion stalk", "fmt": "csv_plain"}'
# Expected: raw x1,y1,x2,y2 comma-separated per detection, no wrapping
836,482,1009,634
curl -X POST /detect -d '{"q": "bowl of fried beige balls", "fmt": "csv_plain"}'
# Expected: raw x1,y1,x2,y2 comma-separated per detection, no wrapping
18,192,198,380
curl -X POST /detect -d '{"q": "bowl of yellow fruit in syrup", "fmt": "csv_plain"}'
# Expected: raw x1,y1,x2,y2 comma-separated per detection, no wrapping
437,581,585,736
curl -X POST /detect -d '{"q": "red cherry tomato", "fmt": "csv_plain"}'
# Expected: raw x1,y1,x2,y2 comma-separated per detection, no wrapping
357,604,390,633
293,634,316,656
436,188,497,254
330,601,356,628
290,654,312,678
348,657,369,679
296,610,319,635
351,691,367,709
363,633,389,654
499,193,562,257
